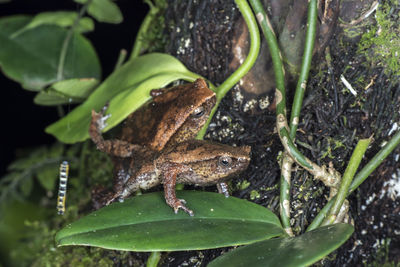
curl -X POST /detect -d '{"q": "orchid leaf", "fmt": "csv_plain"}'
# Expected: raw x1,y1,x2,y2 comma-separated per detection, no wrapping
56,191,284,251
209,223,354,267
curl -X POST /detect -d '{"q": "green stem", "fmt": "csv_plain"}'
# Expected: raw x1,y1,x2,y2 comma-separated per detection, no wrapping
197,0,260,139
146,251,161,267
114,49,128,71
57,0,92,80
321,138,371,226
130,1,159,60
289,0,317,139
248,0,286,117
308,130,400,231
350,130,400,192
248,0,290,232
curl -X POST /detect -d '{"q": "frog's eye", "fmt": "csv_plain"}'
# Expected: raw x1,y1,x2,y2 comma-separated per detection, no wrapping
192,106,205,117
218,156,232,167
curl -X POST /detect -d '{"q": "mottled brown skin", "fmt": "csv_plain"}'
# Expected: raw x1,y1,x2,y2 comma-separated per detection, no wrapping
106,140,251,216
121,78,216,150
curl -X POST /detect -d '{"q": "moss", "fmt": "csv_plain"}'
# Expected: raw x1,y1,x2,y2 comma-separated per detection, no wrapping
358,0,400,76
0,141,116,266
249,190,260,200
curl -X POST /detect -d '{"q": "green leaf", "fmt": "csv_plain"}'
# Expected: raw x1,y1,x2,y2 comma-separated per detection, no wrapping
34,78,99,106
36,166,59,191
56,191,283,251
209,223,354,267
19,176,33,197
13,11,94,35
46,53,199,144
0,15,101,91
75,0,123,24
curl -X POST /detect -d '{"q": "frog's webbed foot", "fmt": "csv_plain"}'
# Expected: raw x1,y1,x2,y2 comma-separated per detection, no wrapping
89,106,147,158
217,182,230,198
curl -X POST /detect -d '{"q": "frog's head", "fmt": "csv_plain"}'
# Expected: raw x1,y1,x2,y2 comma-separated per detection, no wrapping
152,79,216,150
165,140,251,186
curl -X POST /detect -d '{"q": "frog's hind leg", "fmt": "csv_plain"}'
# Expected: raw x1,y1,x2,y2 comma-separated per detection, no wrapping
89,107,146,157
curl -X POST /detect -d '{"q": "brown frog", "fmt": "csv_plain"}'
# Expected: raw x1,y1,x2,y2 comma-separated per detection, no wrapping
89,79,251,214
108,140,250,215
92,79,233,201
112,78,220,195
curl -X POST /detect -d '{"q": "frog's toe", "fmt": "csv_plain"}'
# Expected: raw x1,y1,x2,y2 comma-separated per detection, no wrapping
98,113,111,130
178,198,187,204
173,200,194,216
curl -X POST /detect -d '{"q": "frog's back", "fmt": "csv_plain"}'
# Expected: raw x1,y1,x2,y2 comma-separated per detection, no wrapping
120,79,215,151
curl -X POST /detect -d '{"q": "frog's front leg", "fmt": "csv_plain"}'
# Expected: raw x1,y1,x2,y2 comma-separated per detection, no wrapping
217,182,230,198
161,162,194,216
90,108,145,157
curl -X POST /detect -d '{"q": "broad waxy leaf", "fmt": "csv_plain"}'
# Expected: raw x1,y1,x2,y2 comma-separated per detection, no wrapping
0,15,101,91
209,223,354,267
34,78,99,106
56,191,284,251
46,53,199,144
75,0,123,24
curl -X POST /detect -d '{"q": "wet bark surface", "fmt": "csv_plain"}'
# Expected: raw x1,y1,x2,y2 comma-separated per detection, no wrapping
163,0,400,266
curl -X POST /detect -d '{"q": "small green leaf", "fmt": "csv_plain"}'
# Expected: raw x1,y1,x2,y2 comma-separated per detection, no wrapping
34,78,99,106
8,147,47,171
20,176,33,197
0,15,101,91
46,53,199,144
52,78,99,98
56,191,283,251
34,90,77,106
75,0,123,24
209,223,354,267
13,11,94,36
36,166,59,191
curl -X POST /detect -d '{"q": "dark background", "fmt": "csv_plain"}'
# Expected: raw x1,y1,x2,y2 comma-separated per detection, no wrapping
0,0,148,176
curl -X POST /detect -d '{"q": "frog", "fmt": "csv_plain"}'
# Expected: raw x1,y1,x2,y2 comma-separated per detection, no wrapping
90,110,251,215
91,79,234,206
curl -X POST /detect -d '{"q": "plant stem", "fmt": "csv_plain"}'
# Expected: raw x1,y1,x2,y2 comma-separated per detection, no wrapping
280,154,294,236
146,251,161,267
321,138,371,226
197,0,261,139
248,0,286,117
350,131,400,192
308,130,400,231
130,0,159,60
114,49,127,71
248,0,291,233
57,0,92,81
289,0,317,139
